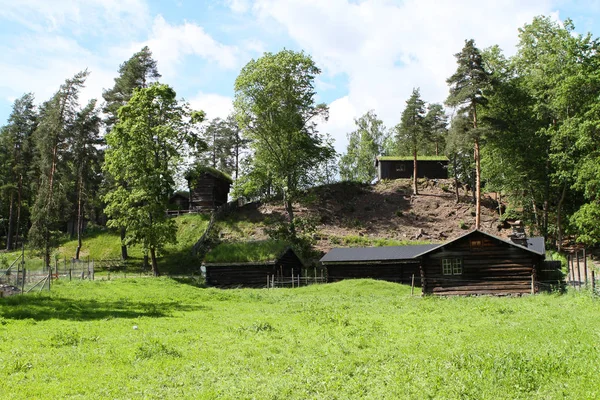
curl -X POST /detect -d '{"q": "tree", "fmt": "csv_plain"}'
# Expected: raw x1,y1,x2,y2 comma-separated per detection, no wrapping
70,99,102,259
339,110,387,183
234,50,333,236
424,103,448,156
0,93,36,250
103,84,204,276
446,39,491,229
397,88,427,195
29,71,89,268
102,46,161,260
446,115,475,204
197,114,249,179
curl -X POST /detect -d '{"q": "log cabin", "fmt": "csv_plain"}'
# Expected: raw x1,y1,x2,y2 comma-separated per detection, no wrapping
203,242,303,288
320,230,558,296
375,156,448,180
185,166,232,211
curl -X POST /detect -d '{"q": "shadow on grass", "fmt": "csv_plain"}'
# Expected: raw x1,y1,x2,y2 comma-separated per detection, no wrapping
0,295,201,321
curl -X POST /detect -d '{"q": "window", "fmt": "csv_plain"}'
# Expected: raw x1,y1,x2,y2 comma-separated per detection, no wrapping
442,258,462,275
395,164,406,172
470,239,482,250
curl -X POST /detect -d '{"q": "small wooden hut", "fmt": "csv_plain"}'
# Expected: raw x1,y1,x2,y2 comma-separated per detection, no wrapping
375,156,448,180
185,166,232,211
203,241,303,288
168,192,190,211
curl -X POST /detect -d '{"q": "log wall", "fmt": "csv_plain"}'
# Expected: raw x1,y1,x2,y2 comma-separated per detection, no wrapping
189,174,231,211
326,261,421,285
378,160,448,180
421,232,541,296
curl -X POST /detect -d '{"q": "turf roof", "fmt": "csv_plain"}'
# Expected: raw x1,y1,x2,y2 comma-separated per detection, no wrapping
377,156,449,161
203,240,289,264
185,165,233,184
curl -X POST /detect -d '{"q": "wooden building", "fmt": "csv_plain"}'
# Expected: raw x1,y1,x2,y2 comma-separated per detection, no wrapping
321,244,437,284
418,230,546,296
320,230,557,296
168,192,190,211
185,166,232,211
203,245,303,288
375,156,448,180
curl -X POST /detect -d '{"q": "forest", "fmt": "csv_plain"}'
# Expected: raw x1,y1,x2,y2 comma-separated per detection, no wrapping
1,15,599,271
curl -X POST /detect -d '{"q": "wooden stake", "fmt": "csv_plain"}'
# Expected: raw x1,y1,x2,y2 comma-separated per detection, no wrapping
592,270,596,294
531,274,534,295
411,274,415,296
583,248,588,286
576,251,582,289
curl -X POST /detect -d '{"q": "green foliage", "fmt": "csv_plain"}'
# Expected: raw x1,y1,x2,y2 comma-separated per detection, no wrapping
339,110,388,183
2,279,600,398
204,240,289,263
185,164,233,184
103,84,205,275
330,235,432,247
234,49,335,220
378,155,448,161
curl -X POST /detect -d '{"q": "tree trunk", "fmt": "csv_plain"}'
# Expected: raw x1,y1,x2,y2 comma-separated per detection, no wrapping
413,147,418,195
556,183,567,252
150,247,160,277
473,103,481,230
75,175,83,260
14,174,22,250
120,227,128,260
284,178,296,237
531,196,540,233
435,142,439,156
497,192,502,219
474,138,481,230
453,155,460,203
6,191,14,250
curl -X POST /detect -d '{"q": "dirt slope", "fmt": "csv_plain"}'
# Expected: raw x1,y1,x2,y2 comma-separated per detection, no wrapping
225,179,507,253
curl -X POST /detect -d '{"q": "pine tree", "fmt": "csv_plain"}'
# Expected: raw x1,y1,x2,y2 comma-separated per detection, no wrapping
29,71,89,267
397,88,427,195
424,103,448,156
446,39,491,229
0,93,37,250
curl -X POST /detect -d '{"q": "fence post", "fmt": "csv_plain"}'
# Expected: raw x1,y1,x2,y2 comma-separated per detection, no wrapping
567,254,571,287
21,268,26,294
531,274,535,295
592,271,596,294
576,251,582,289
583,249,588,287
411,274,415,296
69,269,72,281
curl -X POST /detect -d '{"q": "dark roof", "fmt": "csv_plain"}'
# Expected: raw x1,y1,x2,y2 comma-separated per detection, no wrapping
320,244,438,263
412,229,546,257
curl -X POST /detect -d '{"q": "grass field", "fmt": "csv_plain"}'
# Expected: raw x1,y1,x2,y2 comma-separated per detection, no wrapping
1,279,599,399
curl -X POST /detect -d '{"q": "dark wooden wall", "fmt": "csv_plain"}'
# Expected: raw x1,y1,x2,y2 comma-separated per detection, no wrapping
205,249,303,288
378,160,448,180
168,194,189,210
326,261,421,285
421,232,542,296
189,173,231,211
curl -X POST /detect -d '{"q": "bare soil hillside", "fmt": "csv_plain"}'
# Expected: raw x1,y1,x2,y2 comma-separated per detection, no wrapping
222,179,508,253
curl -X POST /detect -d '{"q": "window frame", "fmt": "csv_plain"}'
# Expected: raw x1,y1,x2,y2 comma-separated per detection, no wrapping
442,258,463,275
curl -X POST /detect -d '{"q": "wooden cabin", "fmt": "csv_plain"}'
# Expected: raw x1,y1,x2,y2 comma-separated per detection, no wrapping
375,156,448,180
321,244,436,284
203,245,303,288
418,230,546,296
168,192,190,211
319,230,557,296
185,166,232,211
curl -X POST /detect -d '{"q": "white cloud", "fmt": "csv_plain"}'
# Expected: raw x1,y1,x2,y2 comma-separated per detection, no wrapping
225,0,252,13
189,92,234,121
252,0,556,154
130,15,240,78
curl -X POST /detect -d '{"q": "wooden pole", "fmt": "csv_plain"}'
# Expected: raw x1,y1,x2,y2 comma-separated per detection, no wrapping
583,248,588,286
267,275,269,289
592,271,596,294
291,269,294,288
576,251,582,289
69,269,72,281
21,268,26,294
531,274,535,295
411,274,415,296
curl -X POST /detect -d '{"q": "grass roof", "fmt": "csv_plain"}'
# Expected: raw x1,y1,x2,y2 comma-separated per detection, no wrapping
185,165,233,184
378,156,448,161
203,240,289,264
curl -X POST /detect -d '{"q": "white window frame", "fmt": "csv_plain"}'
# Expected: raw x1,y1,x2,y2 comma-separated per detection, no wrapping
443,258,462,275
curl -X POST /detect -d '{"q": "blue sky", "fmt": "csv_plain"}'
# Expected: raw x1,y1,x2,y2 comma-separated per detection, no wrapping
1,0,600,153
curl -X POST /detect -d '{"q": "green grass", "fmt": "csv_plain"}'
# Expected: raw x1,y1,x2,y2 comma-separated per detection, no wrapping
6,214,211,273
378,155,449,161
0,279,599,399
330,235,434,247
204,240,288,263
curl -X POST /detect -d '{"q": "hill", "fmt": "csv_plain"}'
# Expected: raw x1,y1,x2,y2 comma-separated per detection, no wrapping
3,179,506,272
